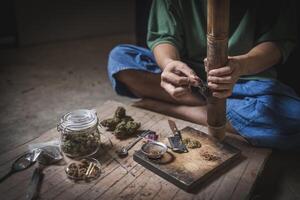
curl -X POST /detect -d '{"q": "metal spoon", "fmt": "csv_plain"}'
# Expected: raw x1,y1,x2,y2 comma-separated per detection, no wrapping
0,152,36,183
116,130,153,158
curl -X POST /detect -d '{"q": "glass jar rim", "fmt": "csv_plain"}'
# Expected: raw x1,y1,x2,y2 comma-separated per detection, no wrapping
58,109,98,132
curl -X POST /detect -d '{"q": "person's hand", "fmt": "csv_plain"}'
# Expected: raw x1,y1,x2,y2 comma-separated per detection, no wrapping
161,60,200,99
204,57,242,98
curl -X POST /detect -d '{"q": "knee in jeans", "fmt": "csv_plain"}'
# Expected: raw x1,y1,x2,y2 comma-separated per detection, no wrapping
107,44,134,73
108,44,132,61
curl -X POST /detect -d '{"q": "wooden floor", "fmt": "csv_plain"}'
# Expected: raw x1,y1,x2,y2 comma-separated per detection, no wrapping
0,34,298,200
0,101,271,200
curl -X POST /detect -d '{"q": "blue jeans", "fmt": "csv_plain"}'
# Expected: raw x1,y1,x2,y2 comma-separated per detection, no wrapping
107,44,300,150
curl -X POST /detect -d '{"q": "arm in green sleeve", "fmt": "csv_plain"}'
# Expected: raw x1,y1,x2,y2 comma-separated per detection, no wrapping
147,0,184,54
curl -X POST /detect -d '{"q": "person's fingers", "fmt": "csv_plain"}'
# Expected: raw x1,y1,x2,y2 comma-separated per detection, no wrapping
208,82,232,90
188,78,199,87
173,63,200,83
212,90,232,98
207,75,233,84
172,69,199,86
161,71,190,86
208,66,233,76
164,60,200,86
160,81,189,97
173,86,190,97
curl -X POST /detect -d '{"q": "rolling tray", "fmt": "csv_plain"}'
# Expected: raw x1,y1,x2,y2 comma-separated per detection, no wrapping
133,126,241,191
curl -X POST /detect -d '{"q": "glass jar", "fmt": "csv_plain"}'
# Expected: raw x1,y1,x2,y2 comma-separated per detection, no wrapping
57,109,101,158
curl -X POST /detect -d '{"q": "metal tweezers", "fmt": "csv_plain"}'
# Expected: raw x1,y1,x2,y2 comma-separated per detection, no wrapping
191,79,212,98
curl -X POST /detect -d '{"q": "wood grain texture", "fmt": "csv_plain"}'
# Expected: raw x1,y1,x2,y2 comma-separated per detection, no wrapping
0,100,271,200
206,0,230,140
133,127,241,191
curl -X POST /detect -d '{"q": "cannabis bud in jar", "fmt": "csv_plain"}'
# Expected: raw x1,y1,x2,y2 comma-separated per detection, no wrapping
57,109,101,158
100,106,140,139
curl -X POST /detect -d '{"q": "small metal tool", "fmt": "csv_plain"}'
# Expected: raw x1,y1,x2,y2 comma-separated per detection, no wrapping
0,152,36,183
26,146,63,200
141,141,168,159
168,120,188,153
116,130,153,158
191,80,212,99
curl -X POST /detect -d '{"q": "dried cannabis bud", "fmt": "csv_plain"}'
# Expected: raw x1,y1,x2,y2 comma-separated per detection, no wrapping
100,107,134,131
114,106,126,118
100,117,121,131
100,106,140,139
182,137,201,149
61,131,100,157
121,115,134,122
114,121,141,139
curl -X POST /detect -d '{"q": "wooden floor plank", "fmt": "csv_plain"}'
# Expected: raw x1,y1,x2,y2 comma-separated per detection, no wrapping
0,167,36,200
51,158,115,200
76,164,137,200
230,149,271,200
132,171,167,200
210,158,249,200
97,164,145,200
0,100,272,200
0,101,120,199
38,105,140,199
40,152,123,200
0,100,116,169
204,149,254,200
52,107,162,200
47,159,119,200
74,107,166,200
0,164,66,200
0,104,116,199
18,165,70,200
117,170,151,200
149,179,180,200
39,153,114,199
0,166,35,194
171,189,195,200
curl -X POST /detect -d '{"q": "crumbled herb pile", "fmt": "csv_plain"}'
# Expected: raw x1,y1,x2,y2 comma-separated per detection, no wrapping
100,107,141,139
61,131,100,157
201,151,220,161
182,137,201,149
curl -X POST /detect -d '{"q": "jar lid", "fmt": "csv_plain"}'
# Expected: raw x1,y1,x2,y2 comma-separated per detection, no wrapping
58,109,98,132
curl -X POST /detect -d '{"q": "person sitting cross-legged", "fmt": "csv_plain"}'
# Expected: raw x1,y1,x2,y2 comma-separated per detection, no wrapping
106,0,300,150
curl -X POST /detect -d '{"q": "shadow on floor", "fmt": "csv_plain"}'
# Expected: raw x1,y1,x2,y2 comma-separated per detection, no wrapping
251,150,300,200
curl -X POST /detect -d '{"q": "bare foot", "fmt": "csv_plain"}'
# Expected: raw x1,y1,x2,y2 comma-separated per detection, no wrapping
132,98,207,125
133,98,238,134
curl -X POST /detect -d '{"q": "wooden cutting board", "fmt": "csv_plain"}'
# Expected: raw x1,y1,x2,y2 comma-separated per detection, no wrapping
133,126,241,192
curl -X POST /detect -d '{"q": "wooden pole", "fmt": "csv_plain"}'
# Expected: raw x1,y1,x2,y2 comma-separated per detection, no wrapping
206,0,230,140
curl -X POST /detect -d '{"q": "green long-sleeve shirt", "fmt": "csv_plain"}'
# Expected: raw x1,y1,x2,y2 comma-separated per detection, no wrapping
147,0,297,79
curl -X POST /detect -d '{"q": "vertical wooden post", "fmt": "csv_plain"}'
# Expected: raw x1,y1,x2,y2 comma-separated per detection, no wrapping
207,0,230,140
